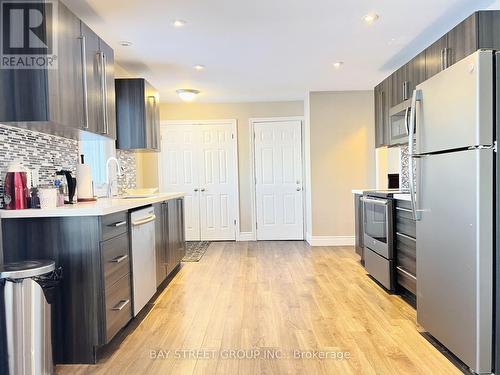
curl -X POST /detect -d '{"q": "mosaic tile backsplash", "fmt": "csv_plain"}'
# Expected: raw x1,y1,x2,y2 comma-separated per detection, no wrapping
400,143,416,190
0,124,137,207
116,149,137,194
0,124,79,205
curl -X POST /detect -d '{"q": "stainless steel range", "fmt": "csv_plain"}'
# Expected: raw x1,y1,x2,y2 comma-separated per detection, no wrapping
362,190,399,291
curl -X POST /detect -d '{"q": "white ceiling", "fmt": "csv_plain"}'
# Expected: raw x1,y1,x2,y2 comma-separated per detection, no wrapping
63,0,500,103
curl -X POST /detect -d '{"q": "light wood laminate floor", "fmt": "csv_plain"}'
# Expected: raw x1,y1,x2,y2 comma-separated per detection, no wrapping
58,241,461,375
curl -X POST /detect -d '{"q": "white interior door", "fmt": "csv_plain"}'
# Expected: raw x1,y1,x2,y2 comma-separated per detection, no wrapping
160,122,238,241
254,120,304,240
198,125,237,241
160,125,200,241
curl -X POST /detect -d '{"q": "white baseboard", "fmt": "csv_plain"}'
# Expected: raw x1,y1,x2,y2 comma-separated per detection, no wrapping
307,235,355,247
237,232,256,241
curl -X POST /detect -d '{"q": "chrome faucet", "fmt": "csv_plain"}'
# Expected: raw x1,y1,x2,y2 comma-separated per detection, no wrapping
106,157,122,198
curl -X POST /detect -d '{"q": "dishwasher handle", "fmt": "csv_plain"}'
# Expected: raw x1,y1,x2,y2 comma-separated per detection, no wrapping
132,214,156,226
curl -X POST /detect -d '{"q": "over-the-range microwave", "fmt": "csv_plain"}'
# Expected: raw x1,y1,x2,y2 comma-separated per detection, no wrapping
389,99,414,146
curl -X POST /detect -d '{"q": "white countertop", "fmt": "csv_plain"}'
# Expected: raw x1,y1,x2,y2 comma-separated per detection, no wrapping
351,189,372,195
0,192,185,218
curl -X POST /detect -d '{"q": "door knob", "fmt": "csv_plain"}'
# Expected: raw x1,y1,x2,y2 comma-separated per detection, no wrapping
201,188,206,192
296,187,302,191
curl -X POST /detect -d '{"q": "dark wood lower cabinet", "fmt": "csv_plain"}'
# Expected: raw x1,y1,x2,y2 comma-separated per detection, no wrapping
394,200,417,295
1,216,104,364
155,198,186,286
0,198,185,364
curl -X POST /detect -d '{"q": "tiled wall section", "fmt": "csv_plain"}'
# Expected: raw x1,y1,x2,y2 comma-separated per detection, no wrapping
0,124,79,205
400,145,410,189
400,143,416,190
0,124,138,206
116,149,137,194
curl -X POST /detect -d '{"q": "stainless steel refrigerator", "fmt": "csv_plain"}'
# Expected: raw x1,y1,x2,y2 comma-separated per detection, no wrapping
408,49,495,374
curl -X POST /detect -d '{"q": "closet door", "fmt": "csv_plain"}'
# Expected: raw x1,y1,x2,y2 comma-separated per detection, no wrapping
198,124,237,241
159,125,200,241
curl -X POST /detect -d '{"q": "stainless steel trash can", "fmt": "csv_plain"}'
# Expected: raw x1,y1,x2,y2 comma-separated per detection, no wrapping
0,260,57,375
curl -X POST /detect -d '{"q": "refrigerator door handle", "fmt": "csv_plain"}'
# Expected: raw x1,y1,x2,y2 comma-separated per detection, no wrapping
408,89,422,221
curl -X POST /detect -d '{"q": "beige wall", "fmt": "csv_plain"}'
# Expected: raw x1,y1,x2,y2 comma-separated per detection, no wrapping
308,91,375,237
137,101,304,233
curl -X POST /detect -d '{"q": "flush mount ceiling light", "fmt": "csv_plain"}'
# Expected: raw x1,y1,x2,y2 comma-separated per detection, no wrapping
332,61,344,69
172,19,187,28
119,41,133,47
193,64,205,71
363,13,379,24
176,89,200,101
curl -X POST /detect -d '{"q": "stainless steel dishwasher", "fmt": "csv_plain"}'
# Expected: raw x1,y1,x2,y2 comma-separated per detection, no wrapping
130,206,157,316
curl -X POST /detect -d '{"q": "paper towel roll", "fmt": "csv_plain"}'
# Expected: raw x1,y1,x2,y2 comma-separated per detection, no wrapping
76,163,93,200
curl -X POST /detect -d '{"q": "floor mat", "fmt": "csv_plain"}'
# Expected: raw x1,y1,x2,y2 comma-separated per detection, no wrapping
182,241,211,262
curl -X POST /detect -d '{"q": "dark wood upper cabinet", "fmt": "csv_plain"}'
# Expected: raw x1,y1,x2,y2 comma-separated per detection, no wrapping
407,51,426,94
99,39,117,139
0,0,116,140
425,36,448,80
0,0,84,138
447,13,477,67
80,23,102,135
375,10,500,148
80,22,117,139
374,77,390,148
116,78,160,151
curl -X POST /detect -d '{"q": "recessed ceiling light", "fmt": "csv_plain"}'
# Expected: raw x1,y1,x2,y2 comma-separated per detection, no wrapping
333,61,344,69
172,19,187,28
193,64,205,71
119,41,133,47
176,89,200,101
363,13,379,24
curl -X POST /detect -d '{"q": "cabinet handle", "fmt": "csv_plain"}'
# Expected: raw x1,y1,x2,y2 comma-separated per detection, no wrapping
396,266,416,281
109,220,127,227
110,254,128,263
194,188,199,192
98,52,109,135
148,96,158,150
112,299,130,311
79,36,89,129
200,188,206,192
396,206,413,213
396,231,416,242
132,214,156,226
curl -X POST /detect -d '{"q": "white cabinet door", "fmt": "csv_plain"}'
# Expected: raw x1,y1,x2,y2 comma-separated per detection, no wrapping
160,125,200,241
254,120,303,240
160,122,237,241
198,125,237,240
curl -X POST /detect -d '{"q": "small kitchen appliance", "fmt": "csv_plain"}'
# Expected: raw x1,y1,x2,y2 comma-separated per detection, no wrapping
3,161,29,210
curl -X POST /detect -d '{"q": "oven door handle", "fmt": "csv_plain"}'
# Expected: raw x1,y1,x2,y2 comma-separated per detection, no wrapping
360,197,388,206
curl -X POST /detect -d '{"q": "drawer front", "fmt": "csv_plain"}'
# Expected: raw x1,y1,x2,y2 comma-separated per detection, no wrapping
397,266,417,294
395,213,416,238
364,247,393,290
102,233,130,288
396,233,416,275
105,274,132,343
101,211,128,241
395,199,412,210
